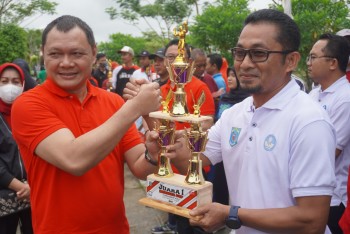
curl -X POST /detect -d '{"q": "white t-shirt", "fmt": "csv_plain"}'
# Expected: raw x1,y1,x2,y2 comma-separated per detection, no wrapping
309,76,350,207
132,68,150,81
204,80,336,234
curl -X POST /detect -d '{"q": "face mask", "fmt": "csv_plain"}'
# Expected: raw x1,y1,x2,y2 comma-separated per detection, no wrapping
99,62,107,68
0,84,23,104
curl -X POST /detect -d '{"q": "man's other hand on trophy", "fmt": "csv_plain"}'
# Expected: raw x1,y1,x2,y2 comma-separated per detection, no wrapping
123,78,162,116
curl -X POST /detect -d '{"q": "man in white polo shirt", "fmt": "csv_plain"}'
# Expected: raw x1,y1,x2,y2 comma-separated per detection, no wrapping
308,33,350,234
164,9,336,234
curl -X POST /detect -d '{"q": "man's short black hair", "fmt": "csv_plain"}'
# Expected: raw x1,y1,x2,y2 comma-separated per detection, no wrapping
207,53,223,71
319,33,350,73
244,9,300,52
42,15,95,48
96,53,106,61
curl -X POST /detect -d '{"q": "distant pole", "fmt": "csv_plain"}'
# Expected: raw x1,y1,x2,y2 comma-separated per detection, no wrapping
282,0,292,18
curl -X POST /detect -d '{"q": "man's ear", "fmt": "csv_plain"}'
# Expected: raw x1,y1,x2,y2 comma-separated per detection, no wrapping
329,58,338,71
286,51,301,73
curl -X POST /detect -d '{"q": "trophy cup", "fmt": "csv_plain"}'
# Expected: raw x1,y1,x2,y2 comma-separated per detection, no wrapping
139,21,213,219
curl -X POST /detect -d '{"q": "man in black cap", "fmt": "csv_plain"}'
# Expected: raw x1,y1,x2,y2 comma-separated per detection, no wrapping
132,50,153,81
149,48,169,87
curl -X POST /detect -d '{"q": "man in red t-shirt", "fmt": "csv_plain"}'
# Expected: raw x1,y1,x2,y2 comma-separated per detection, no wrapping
11,15,162,234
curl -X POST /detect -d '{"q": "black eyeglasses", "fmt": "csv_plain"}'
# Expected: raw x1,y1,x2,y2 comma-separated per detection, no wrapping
231,47,293,63
306,55,334,63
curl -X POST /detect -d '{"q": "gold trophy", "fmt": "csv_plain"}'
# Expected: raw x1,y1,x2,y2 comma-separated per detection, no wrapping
139,22,212,219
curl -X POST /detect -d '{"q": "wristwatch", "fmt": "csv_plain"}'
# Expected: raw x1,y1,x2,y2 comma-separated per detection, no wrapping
144,148,158,166
225,205,242,229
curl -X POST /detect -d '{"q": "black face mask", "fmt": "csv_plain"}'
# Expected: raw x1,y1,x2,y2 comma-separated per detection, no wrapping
99,62,107,68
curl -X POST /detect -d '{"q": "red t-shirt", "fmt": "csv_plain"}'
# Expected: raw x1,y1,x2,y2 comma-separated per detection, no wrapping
340,167,350,233
12,78,142,234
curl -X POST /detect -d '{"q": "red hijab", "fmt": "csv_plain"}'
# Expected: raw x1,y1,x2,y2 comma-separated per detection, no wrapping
0,63,25,125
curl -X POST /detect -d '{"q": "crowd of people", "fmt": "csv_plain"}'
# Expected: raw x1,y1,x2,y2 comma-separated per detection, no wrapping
0,8,350,234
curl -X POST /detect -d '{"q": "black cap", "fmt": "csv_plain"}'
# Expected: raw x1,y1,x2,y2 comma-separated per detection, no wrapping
137,50,150,58
149,48,165,59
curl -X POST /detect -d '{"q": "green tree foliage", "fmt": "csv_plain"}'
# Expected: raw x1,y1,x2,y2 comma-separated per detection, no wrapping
98,33,162,64
190,0,250,62
0,0,57,26
27,29,42,56
0,24,28,63
106,0,193,41
272,0,350,86
27,28,42,68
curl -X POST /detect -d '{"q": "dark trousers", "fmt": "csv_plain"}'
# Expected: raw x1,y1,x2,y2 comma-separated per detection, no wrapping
328,203,345,234
0,208,33,234
176,215,211,234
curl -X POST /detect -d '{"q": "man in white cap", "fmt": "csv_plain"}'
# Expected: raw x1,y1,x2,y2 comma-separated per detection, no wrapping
111,46,139,96
336,29,350,82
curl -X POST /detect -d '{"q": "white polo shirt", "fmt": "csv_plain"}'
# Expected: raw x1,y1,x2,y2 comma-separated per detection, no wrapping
309,76,350,207
204,80,336,234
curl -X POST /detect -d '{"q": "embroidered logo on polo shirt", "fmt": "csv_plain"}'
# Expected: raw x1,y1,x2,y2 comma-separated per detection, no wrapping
229,127,241,147
264,134,276,151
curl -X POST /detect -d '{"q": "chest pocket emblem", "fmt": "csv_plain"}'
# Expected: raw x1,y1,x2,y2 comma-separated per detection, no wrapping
264,134,277,151
229,127,241,147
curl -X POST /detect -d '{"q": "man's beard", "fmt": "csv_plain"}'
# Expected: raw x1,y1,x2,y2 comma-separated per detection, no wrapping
240,82,262,94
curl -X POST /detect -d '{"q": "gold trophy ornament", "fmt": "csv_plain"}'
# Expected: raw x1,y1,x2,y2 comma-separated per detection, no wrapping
139,21,213,220
166,21,195,116
107,59,113,92
154,120,175,177
185,91,207,185
185,123,208,185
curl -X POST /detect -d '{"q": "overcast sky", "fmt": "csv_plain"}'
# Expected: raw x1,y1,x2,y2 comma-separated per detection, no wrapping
21,0,273,44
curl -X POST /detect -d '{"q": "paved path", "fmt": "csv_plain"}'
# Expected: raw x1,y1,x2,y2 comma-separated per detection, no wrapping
124,164,167,234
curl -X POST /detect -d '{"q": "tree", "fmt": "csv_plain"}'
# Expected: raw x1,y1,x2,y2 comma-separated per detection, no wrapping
190,0,250,62
98,33,162,64
106,0,195,42
0,0,57,27
271,0,350,88
0,24,28,64
27,28,42,69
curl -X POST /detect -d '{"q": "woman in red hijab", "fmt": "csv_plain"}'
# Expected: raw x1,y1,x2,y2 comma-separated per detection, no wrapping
0,63,33,234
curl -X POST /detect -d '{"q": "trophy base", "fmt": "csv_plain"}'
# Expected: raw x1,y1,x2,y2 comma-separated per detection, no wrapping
149,111,212,123
139,173,212,219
